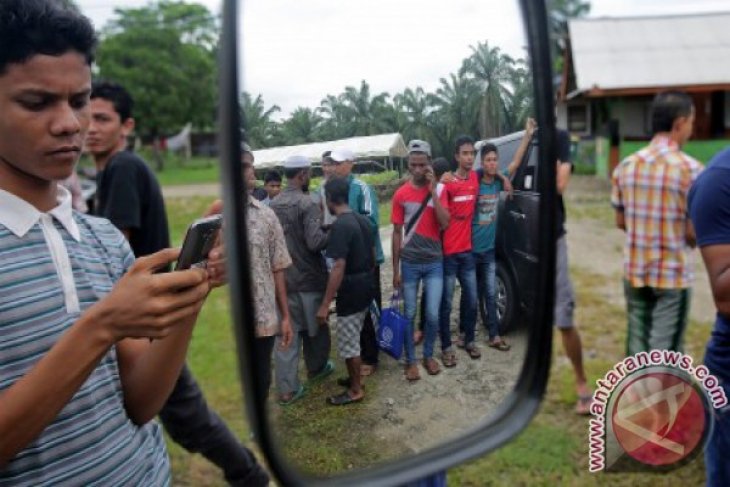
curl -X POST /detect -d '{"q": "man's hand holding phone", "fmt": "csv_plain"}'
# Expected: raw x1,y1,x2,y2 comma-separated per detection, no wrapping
201,199,227,289
88,248,210,343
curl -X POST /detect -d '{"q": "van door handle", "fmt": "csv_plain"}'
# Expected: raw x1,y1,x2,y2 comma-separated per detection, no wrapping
509,210,526,220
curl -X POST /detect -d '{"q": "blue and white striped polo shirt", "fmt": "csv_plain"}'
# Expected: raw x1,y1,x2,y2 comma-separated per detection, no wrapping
0,188,170,486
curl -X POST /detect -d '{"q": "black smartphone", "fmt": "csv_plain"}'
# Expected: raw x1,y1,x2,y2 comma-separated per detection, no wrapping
174,214,223,271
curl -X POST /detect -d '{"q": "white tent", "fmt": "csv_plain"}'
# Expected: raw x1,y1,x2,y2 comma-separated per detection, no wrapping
252,133,408,169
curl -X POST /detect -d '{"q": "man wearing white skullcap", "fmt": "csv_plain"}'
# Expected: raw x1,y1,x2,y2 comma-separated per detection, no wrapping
270,155,333,405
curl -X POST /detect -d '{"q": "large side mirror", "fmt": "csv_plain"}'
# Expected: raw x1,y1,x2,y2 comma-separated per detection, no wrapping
218,0,557,484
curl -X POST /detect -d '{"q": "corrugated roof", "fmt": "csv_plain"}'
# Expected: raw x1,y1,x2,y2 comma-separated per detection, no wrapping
252,133,407,169
568,12,730,94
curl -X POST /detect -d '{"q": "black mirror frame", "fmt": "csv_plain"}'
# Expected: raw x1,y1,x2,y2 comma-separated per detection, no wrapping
218,0,557,484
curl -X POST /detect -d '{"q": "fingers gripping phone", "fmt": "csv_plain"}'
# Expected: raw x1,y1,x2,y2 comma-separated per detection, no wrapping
174,214,223,271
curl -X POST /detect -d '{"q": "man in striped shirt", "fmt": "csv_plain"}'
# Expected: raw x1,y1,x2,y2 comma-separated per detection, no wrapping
611,91,703,355
0,1,219,484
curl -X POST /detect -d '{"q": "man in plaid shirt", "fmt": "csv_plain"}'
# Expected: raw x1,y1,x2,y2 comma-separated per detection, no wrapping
611,91,703,356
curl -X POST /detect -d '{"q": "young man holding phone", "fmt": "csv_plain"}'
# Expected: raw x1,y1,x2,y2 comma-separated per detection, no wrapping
0,1,225,483
391,140,450,378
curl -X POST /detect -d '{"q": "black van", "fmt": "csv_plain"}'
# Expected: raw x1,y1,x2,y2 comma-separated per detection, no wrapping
475,130,540,333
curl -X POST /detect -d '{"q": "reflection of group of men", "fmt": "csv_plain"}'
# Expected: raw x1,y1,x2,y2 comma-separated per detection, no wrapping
240,116,593,417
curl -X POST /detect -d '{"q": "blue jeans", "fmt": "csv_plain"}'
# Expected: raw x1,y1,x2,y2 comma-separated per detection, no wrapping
439,251,478,351
401,259,443,361
474,250,499,340
704,340,730,486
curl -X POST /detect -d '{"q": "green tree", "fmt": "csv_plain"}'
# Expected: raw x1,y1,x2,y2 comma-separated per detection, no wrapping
96,1,218,169
460,41,515,138
317,94,350,140
427,73,480,157
239,92,281,149
279,107,323,145
548,0,591,71
339,80,395,136
394,87,433,143
504,58,534,132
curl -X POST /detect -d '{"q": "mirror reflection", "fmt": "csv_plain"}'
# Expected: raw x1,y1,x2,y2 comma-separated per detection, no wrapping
239,0,542,476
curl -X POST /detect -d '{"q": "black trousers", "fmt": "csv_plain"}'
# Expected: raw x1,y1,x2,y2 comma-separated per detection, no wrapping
360,265,381,365
159,363,270,487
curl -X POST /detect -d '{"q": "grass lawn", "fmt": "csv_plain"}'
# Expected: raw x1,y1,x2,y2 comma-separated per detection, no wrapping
620,139,729,164
153,157,221,186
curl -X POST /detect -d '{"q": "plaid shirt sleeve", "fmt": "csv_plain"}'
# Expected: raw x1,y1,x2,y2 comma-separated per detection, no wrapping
610,163,624,210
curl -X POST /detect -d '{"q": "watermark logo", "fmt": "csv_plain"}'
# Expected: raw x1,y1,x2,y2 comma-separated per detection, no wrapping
588,350,727,473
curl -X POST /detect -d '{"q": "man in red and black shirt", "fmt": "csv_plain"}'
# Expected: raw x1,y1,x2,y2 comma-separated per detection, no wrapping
439,136,481,367
392,140,450,378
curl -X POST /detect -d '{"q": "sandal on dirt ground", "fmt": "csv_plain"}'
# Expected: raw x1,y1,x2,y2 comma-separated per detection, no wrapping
487,339,511,351
441,351,457,368
405,364,421,382
422,358,441,375
337,376,367,389
307,360,335,385
327,391,363,406
465,345,482,359
575,393,593,415
278,385,305,407
360,364,377,377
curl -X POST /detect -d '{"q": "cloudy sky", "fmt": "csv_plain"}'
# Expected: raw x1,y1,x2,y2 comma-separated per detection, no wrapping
77,0,729,117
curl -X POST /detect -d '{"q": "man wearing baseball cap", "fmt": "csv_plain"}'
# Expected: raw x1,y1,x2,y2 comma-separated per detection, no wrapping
391,140,450,378
329,148,384,376
270,155,333,406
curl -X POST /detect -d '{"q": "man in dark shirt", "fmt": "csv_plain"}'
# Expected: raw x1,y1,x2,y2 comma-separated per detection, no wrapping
270,155,332,405
688,147,730,486
87,80,269,486
316,177,374,406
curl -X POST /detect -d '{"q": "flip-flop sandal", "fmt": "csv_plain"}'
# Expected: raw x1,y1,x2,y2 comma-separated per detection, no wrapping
405,365,421,382
307,360,335,385
327,391,363,406
488,340,511,351
442,352,457,368
575,394,593,415
466,346,482,359
278,385,305,407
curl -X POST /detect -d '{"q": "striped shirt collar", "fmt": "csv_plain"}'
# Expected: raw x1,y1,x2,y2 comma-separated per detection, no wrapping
0,186,81,242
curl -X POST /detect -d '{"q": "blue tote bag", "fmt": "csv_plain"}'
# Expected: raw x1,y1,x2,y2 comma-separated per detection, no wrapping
377,292,408,360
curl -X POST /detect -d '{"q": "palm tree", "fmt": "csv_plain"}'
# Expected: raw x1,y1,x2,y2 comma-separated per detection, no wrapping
504,58,534,132
239,92,280,148
317,94,349,140
427,73,480,157
339,80,395,136
460,41,515,138
394,87,433,143
280,107,323,144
